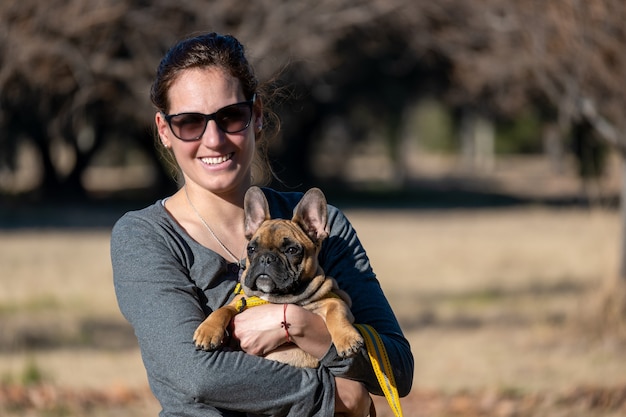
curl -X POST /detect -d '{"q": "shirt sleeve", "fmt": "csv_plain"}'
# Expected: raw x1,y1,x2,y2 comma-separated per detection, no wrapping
317,205,414,397
111,210,335,417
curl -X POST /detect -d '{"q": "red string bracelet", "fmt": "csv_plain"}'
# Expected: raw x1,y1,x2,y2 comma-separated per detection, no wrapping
280,303,292,343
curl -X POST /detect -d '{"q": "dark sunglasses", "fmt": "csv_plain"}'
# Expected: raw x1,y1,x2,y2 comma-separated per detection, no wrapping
163,95,256,141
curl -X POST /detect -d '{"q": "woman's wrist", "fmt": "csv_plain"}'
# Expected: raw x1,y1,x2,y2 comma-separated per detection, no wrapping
280,304,292,343
282,304,332,358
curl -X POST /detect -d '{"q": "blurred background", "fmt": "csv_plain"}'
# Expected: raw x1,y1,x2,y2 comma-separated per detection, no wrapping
1,0,625,416
1,0,623,208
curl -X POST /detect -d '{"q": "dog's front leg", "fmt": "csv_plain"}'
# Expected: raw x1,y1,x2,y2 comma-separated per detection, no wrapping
308,298,364,358
193,295,243,351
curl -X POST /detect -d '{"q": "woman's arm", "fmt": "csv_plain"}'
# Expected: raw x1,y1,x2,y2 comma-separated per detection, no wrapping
318,206,415,397
334,377,372,417
111,210,336,417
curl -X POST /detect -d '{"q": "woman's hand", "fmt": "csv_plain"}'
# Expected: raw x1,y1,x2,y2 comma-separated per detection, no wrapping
334,377,372,417
231,304,332,358
230,303,286,355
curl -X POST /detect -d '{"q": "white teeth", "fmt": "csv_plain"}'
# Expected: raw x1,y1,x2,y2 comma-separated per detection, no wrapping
201,153,233,165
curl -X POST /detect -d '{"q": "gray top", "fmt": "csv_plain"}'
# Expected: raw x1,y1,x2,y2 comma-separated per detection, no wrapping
111,188,413,417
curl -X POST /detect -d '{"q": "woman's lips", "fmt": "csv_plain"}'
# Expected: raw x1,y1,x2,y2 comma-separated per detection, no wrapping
200,152,234,165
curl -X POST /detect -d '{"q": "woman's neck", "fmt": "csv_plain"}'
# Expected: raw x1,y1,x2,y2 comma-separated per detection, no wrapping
184,184,245,224
170,185,247,262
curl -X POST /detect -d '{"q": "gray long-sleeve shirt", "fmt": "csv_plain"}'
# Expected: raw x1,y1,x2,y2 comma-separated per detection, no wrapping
111,188,413,417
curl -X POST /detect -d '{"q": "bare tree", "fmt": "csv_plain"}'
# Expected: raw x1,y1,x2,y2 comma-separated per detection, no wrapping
465,1,626,282
392,0,626,286
2,1,626,294
0,0,435,195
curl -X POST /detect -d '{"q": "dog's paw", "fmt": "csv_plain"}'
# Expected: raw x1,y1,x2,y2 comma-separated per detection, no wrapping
334,328,364,358
193,323,227,351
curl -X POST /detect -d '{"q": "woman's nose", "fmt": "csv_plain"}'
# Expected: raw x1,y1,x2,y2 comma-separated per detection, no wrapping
200,120,225,147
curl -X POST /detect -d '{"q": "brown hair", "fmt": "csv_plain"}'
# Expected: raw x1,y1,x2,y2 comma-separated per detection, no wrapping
151,32,279,185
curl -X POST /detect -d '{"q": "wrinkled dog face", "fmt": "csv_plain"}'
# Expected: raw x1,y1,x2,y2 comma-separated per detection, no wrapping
244,221,316,295
240,187,329,301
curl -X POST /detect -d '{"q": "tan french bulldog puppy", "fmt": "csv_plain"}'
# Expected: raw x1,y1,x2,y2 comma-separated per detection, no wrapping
193,187,363,367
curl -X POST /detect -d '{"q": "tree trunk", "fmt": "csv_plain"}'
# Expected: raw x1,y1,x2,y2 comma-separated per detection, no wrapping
543,123,565,175
460,110,495,173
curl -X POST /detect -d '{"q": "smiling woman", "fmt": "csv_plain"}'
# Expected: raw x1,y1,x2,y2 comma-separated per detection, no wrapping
154,66,259,199
110,32,413,417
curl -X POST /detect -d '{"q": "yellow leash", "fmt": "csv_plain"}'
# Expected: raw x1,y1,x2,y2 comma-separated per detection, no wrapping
232,284,403,417
354,324,404,417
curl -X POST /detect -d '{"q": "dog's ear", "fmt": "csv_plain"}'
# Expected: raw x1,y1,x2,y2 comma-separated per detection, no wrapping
244,186,270,240
292,188,329,244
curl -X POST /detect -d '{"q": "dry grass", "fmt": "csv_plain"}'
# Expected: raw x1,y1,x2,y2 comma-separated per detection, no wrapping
0,204,624,416
353,207,623,391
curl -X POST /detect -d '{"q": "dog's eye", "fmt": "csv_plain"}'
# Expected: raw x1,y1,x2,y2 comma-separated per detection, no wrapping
285,246,300,255
247,245,256,255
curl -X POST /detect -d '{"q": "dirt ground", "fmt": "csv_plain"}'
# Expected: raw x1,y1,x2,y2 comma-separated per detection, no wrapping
0,149,623,417
1,200,625,416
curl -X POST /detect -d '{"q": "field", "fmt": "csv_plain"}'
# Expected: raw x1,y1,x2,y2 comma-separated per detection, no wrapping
1,199,625,416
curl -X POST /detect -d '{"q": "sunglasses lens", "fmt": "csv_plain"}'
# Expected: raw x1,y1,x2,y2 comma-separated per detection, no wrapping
215,103,252,133
169,113,207,141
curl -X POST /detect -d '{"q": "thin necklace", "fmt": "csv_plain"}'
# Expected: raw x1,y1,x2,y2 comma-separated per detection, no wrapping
184,186,246,268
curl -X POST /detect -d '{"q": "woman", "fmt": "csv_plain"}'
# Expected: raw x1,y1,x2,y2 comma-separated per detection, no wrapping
111,32,413,417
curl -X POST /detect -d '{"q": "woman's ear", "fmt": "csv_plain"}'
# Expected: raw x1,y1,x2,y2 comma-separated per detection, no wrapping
155,112,172,148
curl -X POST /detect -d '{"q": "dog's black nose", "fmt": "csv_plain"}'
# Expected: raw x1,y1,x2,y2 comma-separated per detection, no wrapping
259,253,278,265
